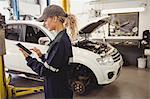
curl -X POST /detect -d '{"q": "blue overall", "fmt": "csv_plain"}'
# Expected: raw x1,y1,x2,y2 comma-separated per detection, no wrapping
26,29,73,99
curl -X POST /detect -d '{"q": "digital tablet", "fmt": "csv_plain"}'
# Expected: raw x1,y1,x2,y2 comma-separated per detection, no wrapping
16,43,32,55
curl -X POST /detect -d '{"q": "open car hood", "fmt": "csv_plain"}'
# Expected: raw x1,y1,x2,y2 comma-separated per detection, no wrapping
79,16,109,34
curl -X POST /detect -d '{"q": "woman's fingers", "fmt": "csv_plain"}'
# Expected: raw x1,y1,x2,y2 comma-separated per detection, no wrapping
30,47,42,57
19,48,24,52
30,48,36,52
19,48,29,58
30,47,36,51
30,47,40,52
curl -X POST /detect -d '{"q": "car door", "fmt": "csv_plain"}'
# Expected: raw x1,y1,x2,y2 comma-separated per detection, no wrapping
4,23,49,74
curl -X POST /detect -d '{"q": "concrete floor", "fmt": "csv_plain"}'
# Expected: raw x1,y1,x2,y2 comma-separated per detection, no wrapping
14,66,149,99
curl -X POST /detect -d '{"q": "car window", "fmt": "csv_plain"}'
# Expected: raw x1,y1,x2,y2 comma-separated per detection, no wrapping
5,24,25,41
25,25,47,44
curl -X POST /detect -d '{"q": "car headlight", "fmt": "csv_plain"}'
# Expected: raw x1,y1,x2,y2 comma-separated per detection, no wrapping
96,56,114,66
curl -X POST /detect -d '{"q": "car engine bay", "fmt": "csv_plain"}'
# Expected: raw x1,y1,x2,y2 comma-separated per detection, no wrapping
74,39,111,54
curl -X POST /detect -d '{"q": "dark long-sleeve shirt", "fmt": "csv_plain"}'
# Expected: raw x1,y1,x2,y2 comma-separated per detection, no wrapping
26,29,73,99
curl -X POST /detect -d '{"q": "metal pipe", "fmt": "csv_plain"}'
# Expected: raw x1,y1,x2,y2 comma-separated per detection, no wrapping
0,56,7,99
12,0,20,20
62,0,70,13
0,16,7,99
47,0,51,6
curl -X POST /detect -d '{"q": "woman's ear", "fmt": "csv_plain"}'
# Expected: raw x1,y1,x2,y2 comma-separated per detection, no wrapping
53,16,58,22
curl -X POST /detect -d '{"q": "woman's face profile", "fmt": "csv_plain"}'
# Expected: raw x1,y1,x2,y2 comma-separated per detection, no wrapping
44,17,56,31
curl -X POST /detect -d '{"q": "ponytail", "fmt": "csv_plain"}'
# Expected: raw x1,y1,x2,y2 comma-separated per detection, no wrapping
58,14,78,41
65,14,78,41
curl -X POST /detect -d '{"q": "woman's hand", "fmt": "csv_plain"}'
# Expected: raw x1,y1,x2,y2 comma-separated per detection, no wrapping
19,48,29,58
30,47,43,58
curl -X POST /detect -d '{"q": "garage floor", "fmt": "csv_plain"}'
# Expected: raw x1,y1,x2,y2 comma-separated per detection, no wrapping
12,66,149,99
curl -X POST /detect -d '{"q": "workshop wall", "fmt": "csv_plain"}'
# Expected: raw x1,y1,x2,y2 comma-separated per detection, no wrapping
19,1,40,17
0,1,10,20
89,0,150,39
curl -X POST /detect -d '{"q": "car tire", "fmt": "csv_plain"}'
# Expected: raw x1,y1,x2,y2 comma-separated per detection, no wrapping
68,63,98,95
71,80,86,95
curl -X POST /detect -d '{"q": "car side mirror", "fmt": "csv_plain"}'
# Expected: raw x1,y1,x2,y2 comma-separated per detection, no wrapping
38,37,50,45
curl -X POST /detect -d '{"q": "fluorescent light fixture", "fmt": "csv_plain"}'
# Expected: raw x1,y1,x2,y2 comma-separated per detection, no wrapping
101,7,145,14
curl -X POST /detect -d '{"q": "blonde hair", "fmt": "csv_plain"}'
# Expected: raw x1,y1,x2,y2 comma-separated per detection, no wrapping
58,14,78,41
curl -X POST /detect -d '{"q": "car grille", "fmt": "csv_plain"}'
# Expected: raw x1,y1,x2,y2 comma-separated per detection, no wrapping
110,50,121,62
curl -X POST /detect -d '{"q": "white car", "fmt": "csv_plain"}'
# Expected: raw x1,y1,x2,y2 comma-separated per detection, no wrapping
4,17,123,94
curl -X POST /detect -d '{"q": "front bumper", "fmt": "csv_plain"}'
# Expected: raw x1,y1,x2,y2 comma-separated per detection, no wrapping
99,56,123,85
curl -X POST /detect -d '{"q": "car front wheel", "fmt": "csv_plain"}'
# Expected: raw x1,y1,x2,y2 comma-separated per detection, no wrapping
68,63,97,95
